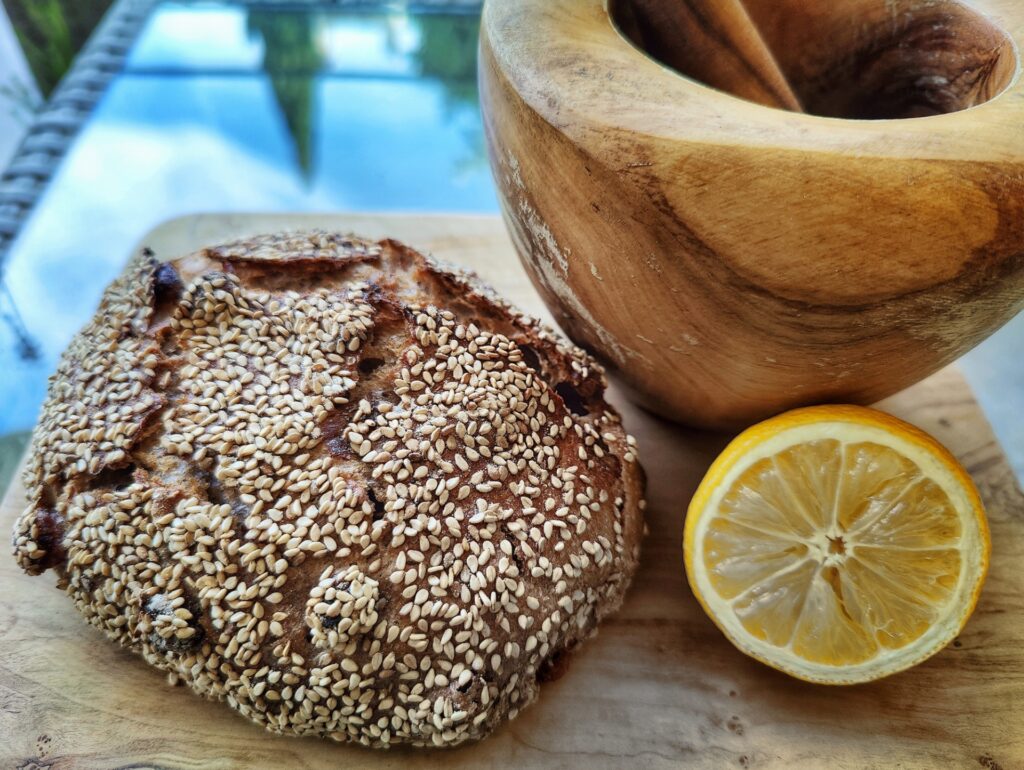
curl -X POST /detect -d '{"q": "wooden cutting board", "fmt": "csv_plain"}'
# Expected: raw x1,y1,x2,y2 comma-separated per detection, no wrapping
2,213,1022,769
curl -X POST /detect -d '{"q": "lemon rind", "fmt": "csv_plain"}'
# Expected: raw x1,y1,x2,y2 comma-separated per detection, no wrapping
684,406,990,685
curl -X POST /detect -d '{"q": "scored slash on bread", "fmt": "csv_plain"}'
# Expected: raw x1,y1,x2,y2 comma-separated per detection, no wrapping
12,231,646,748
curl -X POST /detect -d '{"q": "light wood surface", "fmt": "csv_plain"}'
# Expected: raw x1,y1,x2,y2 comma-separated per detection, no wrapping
480,0,1024,429
2,214,1023,769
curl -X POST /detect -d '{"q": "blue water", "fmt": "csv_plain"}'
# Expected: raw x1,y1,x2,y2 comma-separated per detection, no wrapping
1,3,497,438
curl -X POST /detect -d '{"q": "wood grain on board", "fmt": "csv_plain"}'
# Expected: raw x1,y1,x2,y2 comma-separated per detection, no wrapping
1,214,1022,769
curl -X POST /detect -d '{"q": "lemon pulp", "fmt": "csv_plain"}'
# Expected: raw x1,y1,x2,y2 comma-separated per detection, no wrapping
685,407,989,683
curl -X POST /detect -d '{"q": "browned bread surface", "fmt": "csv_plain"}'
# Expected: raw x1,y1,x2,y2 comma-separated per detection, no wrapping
12,232,645,748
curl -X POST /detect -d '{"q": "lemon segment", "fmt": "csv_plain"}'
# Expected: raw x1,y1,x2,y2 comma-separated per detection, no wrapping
685,406,989,684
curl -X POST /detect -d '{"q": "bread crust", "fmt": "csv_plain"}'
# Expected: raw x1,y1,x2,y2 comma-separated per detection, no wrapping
12,231,645,748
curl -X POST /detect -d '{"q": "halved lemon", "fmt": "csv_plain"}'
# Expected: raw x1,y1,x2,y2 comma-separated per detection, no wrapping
684,405,989,684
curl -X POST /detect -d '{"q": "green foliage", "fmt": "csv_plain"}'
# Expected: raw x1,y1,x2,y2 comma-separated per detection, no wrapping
247,10,323,176
0,430,30,499
5,0,113,96
412,14,480,111
410,14,484,172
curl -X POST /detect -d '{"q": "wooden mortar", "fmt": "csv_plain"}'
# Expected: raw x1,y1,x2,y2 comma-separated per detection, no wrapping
480,0,1024,429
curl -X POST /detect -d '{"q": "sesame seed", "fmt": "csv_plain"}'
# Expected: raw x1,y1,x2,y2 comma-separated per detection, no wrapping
11,233,644,750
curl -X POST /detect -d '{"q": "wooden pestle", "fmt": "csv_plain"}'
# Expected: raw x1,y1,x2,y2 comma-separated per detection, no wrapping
616,0,803,112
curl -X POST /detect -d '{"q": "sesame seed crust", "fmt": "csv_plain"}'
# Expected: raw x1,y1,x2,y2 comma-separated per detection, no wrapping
12,231,646,748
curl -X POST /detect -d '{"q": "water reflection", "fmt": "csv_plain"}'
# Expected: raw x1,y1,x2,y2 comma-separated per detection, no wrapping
0,282,40,361
411,13,484,174
247,10,323,176
243,9,485,180
1,4,497,454
413,14,479,110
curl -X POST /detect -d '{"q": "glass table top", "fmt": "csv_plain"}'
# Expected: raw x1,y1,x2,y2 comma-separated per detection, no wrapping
0,2,495,492
1,1,1022,496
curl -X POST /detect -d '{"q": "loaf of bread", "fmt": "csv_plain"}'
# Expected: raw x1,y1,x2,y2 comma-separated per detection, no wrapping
12,232,645,748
